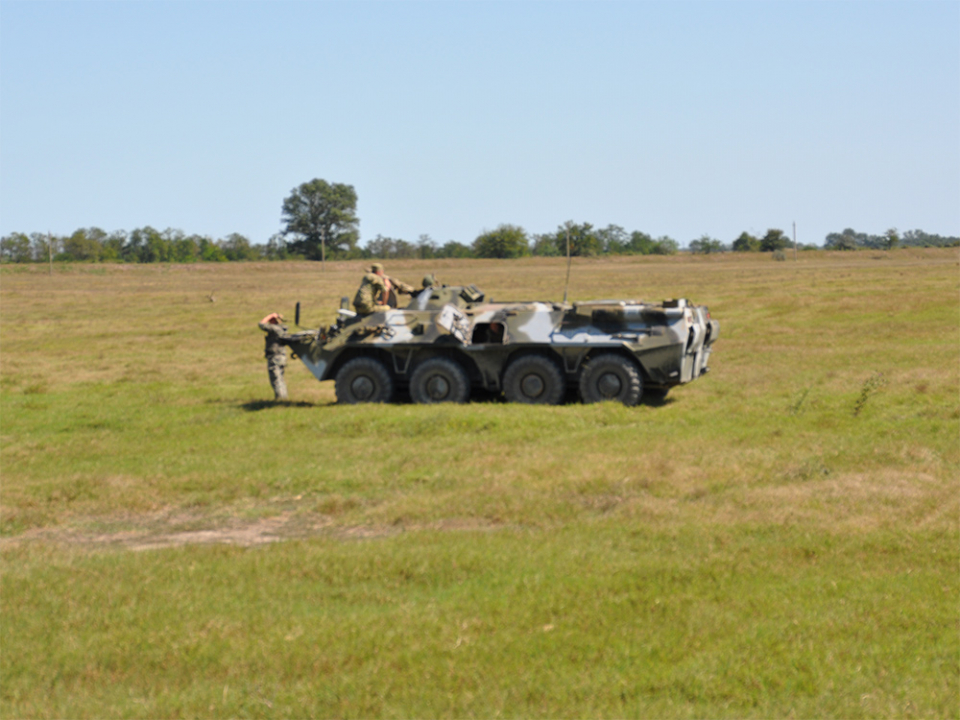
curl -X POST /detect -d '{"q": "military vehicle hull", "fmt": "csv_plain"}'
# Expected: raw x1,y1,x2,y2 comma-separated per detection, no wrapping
284,284,718,405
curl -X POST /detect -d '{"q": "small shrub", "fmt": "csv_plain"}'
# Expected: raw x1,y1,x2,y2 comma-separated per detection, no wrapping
788,387,811,415
853,371,886,416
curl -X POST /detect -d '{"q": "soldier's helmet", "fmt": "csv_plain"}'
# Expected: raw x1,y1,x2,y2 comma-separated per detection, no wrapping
370,262,384,273
422,274,437,288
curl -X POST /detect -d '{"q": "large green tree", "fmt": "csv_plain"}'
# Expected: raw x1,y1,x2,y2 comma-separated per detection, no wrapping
1,232,33,262
63,227,107,262
626,231,655,255
759,228,791,252
596,224,628,254
123,226,167,263
732,232,759,252
472,224,530,258
548,222,603,257
281,179,359,262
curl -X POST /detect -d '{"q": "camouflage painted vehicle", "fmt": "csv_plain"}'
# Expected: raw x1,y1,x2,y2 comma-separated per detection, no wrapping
284,284,718,405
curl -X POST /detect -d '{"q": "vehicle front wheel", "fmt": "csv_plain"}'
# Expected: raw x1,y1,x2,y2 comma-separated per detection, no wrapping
502,354,565,405
579,354,642,406
335,357,394,404
409,357,470,404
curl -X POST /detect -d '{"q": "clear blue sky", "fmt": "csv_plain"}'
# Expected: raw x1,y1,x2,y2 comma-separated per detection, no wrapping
2,0,958,248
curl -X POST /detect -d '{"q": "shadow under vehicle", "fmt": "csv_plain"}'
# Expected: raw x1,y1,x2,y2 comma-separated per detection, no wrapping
283,284,718,405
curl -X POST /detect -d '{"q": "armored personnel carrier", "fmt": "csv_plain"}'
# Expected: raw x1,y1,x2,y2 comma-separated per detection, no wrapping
283,284,718,405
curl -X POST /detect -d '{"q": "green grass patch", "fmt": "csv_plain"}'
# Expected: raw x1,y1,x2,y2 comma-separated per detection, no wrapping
4,523,956,718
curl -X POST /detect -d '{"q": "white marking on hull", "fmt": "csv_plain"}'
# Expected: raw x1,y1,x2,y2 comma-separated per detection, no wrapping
516,304,559,342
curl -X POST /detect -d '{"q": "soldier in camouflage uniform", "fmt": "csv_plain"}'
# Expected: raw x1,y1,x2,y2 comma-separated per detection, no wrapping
258,312,288,401
353,263,415,315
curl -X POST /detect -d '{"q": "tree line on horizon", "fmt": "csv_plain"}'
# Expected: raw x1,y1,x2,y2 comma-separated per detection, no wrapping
3,177,957,264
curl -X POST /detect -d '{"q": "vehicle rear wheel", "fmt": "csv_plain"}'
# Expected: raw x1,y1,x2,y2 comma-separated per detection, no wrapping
409,357,470,404
579,354,642,406
502,354,565,405
335,357,394,404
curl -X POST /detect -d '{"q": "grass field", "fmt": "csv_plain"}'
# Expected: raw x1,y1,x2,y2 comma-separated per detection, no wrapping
2,249,958,718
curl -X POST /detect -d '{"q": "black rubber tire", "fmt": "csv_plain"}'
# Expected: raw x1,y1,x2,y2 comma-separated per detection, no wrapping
335,357,394,404
502,354,565,405
409,357,470,404
579,353,643,406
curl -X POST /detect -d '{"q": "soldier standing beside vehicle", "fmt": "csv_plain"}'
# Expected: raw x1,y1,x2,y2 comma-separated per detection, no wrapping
353,263,415,315
258,312,288,401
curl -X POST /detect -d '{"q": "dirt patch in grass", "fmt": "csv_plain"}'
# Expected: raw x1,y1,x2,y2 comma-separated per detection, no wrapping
0,507,513,552
0,509,396,552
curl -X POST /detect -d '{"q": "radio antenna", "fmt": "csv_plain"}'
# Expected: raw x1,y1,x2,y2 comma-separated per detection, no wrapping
562,221,573,305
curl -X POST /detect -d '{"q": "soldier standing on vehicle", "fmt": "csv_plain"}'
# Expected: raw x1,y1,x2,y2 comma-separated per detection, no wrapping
353,263,415,315
258,312,288,401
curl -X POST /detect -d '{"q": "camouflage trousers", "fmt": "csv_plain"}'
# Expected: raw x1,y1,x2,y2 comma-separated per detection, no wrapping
353,299,390,316
267,352,288,401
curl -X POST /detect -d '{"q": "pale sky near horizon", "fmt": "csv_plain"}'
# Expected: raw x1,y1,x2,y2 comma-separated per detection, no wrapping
1,0,958,249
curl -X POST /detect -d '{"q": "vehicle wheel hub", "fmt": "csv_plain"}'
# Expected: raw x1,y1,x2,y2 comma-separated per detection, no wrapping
351,375,375,400
426,375,450,400
520,374,544,398
598,372,622,398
